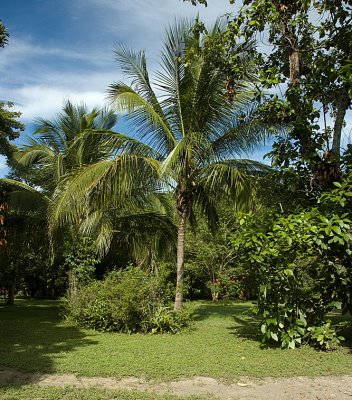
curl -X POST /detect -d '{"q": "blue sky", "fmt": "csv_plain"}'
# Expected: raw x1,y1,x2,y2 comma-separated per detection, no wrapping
11,1,349,178
1,2,352,178
2,0,253,176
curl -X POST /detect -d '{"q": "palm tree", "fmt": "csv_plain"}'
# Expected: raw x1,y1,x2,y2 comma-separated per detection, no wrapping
9,100,118,194
109,20,272,310
51,19,270,310
3,101,177,262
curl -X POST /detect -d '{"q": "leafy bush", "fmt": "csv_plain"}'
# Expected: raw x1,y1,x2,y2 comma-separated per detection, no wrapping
183,214,252,301
256,306,308,349
307,321,344,351
64,266,192,333
147,305,194,334
231,173,352,349
62,236,100,287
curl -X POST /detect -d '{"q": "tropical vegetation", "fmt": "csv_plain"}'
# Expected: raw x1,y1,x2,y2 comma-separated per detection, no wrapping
0,0,352,375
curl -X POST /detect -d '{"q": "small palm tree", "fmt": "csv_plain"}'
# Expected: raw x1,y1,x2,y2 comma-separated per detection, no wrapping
3,101,176,262
51,19,270,310
10,100,117,194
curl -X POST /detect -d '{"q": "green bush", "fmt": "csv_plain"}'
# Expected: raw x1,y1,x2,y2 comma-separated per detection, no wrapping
64,266,192,333
230,173,352,350
308,321,344,351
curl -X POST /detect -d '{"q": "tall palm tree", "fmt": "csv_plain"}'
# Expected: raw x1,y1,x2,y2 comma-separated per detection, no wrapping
51,19,271,310
109,20,271,310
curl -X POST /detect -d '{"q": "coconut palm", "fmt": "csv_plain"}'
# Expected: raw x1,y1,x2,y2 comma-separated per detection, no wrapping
50,19,271,310
109,20,272,310
9,100,118,194
3,101,177,262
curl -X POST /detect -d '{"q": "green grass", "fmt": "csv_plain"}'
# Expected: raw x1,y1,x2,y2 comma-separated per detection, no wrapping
0,386,208,400
0,299,351,382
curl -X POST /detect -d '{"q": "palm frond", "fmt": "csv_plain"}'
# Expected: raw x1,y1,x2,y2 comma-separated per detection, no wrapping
0,178,49,214
107,83,176,154
198,160,265,209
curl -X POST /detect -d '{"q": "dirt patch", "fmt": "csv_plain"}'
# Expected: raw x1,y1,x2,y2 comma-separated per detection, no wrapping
1,368,352,399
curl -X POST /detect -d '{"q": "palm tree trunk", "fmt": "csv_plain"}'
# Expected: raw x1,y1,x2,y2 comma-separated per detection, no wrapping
174,210,187,311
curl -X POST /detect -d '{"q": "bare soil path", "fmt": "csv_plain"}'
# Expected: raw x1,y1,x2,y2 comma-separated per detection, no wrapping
1,368,352,399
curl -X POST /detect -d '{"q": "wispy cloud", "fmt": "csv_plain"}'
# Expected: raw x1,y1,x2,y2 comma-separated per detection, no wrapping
10,86,107,121
75,0,234,57
1,0,234,130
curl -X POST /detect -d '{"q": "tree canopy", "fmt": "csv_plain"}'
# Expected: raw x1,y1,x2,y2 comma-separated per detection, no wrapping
184,0,352,191
0,21,24,157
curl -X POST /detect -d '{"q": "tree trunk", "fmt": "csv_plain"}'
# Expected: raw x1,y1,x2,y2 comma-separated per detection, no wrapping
332,85,350,161
289,49,300,86
174,212,187,311
174,183,192,311
174,211,187,311
6,284,15,305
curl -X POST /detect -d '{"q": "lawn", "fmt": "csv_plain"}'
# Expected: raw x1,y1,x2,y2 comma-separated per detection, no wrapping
0,299,352,383
0,386,207,400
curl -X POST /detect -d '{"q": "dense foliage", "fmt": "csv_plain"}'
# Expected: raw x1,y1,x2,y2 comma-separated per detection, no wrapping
1,6,351,349
0,23,24,157
65,267,192,333
231,173,352,349
185,0,352,191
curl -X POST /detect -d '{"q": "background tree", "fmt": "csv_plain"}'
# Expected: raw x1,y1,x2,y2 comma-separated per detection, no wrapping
0,20,24,258
0,179,49,304
3,101,177,285
183,0,352,191
9,100,118,193
0,21,24,157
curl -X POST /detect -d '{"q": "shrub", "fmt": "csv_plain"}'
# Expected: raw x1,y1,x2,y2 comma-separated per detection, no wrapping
308,321,344,351
62,236,100,287
64,266,192,333
230,173,352,349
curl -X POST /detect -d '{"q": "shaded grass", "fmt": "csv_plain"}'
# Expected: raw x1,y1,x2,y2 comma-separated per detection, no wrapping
0,299,352,383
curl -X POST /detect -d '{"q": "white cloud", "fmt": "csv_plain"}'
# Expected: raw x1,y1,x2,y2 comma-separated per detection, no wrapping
1,52,121,122
14,86,107,121
77,0,235,56
1,0,235,128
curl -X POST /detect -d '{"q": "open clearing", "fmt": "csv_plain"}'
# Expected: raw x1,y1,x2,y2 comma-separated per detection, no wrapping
1,300,352,399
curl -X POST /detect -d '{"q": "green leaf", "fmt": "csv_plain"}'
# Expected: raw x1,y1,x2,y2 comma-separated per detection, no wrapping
271,332,279,341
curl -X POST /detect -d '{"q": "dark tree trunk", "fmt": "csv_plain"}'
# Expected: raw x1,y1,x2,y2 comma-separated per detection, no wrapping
5,284,15,305
289,49,300,86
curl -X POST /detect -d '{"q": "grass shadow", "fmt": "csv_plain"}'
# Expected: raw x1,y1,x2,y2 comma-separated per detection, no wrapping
228,314,263,342
193,301,252,321
0,299,97,387
328,310,352,351
229,308,352,350
193,301,264,344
